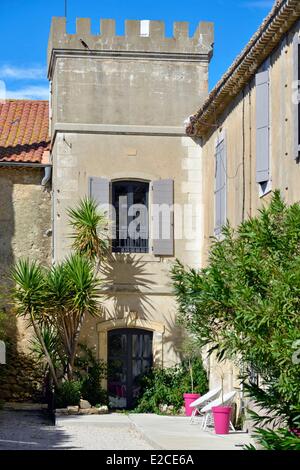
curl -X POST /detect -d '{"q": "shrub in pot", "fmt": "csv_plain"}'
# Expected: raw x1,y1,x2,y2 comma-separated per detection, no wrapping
212,369,232,434
180,337,207,416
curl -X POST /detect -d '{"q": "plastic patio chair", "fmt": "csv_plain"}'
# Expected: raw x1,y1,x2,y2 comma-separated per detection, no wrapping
189,387,222,424
200,390,237,431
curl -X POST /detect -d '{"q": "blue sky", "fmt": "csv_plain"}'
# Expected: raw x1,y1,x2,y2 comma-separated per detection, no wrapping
0,0,274,100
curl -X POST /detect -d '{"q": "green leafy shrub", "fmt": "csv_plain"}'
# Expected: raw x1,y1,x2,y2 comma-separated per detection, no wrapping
246,428,300,451
55,380,82,408
135,358,208,414
74,344,108,406
171,191,300,445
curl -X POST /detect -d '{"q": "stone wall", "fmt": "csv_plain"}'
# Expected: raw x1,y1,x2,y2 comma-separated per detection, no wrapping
0,166,51,401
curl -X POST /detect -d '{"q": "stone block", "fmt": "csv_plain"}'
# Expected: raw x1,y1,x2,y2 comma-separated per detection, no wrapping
79,399,91,409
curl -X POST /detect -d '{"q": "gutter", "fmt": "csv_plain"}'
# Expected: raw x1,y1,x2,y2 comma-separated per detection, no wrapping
188,0,300,137
0,161,52,186
0,161,51,168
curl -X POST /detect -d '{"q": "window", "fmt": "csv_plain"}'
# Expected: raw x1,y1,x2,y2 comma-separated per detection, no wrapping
214,134,226,236
112,180,149,253
255,62,271,196
293,31,300,159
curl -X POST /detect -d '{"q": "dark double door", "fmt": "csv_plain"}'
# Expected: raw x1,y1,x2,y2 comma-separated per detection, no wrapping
107,329,153,409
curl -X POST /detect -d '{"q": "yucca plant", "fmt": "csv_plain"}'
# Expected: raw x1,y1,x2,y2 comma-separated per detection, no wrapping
11,259,59,386
45,254,101,380
67,197,109,266
11,198,108,389
30,324,63,372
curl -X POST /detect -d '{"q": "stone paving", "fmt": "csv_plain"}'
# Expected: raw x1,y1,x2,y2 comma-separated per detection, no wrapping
0,410,254,450
0,410,152,450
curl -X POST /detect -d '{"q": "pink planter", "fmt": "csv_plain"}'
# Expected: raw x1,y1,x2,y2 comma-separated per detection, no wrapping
183,393,200,417
212,406,232,434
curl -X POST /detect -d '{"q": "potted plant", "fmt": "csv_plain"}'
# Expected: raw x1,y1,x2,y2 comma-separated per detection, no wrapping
181,336,201,417
212,367,232,434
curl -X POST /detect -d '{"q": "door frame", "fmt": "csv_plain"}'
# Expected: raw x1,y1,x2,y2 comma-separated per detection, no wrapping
107,328,153,409
97,318,165,391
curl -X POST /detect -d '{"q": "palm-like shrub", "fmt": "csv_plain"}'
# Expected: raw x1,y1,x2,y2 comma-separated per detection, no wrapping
45,254,100,379
68,197,108,263
11,259,59,386
11,197,108,388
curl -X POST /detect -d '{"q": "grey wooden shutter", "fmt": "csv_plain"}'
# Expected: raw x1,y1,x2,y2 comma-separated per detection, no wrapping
214,139,226,236
88,177,110,214
152,179,174,256
255,69,270,182
293,31,299,159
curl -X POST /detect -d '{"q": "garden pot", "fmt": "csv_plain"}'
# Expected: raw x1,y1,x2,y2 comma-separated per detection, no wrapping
212,406,232,434
183,393,200,417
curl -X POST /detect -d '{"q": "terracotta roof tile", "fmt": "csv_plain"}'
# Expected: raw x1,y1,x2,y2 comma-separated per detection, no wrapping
0,100,50,164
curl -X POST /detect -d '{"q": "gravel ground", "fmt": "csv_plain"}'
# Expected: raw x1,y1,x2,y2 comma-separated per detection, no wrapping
0,410,153,450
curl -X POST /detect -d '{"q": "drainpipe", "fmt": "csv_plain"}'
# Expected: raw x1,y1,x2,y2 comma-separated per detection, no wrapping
41,166,52,186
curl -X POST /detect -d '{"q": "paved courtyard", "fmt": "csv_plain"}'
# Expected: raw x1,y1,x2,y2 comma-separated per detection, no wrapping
0,410,254,450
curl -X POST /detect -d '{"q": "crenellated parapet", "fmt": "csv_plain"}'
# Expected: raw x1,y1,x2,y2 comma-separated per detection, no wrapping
48,17,214,74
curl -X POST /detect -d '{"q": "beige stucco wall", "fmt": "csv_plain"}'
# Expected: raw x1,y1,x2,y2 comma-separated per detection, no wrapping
51,131,204,367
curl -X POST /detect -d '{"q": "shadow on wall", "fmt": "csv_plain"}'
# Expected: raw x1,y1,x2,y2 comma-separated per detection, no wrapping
99,253,156,321
161,312,187,366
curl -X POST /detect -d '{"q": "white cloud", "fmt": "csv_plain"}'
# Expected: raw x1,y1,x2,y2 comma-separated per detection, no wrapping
242,1,274,7
0,65,46,80
5,85,49,100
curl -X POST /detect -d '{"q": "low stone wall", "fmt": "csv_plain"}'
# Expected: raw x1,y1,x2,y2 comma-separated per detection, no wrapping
0,343,45,402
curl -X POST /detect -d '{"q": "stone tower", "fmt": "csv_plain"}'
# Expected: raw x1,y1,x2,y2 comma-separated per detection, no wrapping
47,17,213,406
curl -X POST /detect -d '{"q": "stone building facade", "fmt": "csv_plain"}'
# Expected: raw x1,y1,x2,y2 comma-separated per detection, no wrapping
186,0,300,414
48,17,213,407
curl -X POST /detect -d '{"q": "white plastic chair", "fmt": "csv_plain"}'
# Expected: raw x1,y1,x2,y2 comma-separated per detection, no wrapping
200,390,236,431
189,387,222,424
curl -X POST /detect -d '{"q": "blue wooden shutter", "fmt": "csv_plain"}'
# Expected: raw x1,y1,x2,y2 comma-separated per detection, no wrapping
214,138,226,236
255,69,270,182
293,31,299,159
152,179,174,256
88,177,110,214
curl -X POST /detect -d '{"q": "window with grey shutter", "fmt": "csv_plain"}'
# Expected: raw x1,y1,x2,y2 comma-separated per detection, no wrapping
293,31,300,159
88,177,110,214
214,138,226,236
255,69,270,183
152,179,174,256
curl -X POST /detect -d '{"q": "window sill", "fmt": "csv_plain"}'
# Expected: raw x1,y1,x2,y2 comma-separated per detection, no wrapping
110,252,162,262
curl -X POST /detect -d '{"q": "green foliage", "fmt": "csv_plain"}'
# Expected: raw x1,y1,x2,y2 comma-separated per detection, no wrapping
74,344,108,406
11,253,102,382
11,259,46,321
67,197,108,262
29,325,63,371
55,380,82,408
245,428,300,450
135,358,208,414
171,191,300,431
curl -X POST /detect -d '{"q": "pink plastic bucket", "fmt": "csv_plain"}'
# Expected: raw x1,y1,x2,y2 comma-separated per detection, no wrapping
183,393,200,417
212,406,232,434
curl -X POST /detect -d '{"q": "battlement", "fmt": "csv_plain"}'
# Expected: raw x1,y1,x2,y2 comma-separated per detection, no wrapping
48,17,214,70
